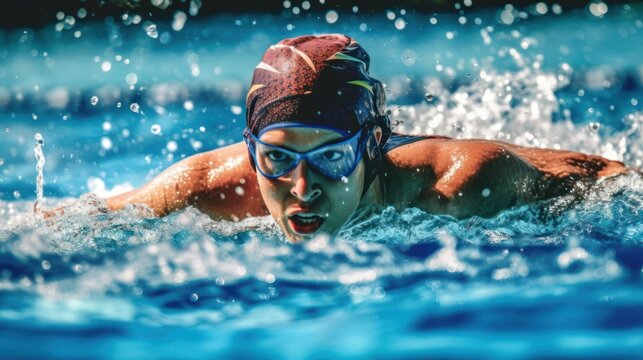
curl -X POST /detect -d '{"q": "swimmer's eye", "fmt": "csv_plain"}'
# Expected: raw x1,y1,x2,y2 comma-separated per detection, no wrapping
322,150,344,161
265,150,292,162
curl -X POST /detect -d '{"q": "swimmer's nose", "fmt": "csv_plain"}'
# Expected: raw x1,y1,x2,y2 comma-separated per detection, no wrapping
289,160,322,203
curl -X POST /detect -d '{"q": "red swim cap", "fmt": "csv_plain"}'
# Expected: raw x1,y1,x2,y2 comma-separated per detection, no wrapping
246,34,389,137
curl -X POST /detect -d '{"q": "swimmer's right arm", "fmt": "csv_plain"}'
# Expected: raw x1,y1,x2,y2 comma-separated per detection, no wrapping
105,142,269,221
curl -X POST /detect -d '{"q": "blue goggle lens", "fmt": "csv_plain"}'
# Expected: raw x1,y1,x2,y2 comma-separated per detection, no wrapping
244,128,365,180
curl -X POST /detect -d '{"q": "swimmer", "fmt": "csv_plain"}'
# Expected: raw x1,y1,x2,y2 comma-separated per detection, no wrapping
73,34,629,242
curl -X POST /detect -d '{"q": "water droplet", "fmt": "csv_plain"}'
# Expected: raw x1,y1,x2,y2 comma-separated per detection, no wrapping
425,93,434,101
129,103,140,113
41,260,51,270
101,61,112,72
125,73,138,86
588,122,600,131
235,186,245,196
394,18,406,30
102,121,112,131
325,10,338,24
183,100,194,111
166,141,178,152
230,105,242,115
91,96,99,105
341,176,349,183
265,273,276,283
172,10,187,31
481,188,491,197
145,23,158,39
34,133,44,145
150,124,162,135
100,137,113,150
190,293,199,302
13,190,20,199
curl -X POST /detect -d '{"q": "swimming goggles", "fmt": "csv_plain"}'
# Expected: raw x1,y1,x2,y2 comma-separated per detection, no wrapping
243,127,367,180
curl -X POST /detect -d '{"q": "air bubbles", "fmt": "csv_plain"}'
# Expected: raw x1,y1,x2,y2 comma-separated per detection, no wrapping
189,293,199,302
77,8,87,19
446,31,455,40
386,11,396,20
325,10,339,24
359,23,368,32
302,1,310,10
231,105,242,115
150,124,162,135
13,191,20,199
235,186,245,196
588,122,600,131
481,188,491,197
458,16,467,25
183,100,194,111
91,96,99,105
41,260,51,270
129,102,140,113
425,93,434,102
101,61,112,72
341,176,349,184
429,17,438,25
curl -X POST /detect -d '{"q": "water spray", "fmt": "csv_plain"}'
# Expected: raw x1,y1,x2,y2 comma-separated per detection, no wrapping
34,133,45,216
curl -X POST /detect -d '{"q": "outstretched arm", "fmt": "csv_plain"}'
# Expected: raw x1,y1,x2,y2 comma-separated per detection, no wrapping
106,142,268,221
384,138,629,219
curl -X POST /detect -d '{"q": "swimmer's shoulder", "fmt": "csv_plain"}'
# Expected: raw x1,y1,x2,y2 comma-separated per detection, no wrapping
383,138,543,218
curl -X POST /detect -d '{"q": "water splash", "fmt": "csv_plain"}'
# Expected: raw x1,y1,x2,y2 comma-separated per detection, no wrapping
33,133,45,216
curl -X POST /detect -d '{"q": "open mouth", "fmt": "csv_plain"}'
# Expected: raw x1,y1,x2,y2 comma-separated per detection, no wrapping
287,213,325,234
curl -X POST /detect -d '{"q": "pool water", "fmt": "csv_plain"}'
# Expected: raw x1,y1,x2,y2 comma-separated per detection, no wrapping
1,3,642,359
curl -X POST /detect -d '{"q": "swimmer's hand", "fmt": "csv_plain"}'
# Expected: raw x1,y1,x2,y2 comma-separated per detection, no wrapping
41,193,110,219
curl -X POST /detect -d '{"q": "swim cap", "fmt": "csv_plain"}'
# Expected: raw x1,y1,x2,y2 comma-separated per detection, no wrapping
245,34,391,193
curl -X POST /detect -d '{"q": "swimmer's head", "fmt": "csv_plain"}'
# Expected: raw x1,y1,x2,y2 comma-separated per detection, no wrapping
245,34,391,192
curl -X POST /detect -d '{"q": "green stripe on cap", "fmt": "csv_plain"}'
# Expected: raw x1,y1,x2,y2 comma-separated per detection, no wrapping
326,52,367,70
347,80,373,95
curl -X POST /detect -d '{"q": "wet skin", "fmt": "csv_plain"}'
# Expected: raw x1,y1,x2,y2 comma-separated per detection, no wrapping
104,129,629,241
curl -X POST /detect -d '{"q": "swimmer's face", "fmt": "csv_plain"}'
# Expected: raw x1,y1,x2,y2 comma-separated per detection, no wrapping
255,127,365,243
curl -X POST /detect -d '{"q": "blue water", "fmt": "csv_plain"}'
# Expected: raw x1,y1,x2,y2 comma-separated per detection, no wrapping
1,3,643,359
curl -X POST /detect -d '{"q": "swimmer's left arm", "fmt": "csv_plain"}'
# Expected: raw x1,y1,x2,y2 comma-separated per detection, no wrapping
405,139,629,218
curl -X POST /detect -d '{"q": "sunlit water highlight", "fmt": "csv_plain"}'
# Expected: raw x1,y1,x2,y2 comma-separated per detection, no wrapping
0,3,642,359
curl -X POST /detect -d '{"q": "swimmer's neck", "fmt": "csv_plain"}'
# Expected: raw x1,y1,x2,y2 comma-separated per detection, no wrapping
343,175,387,228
